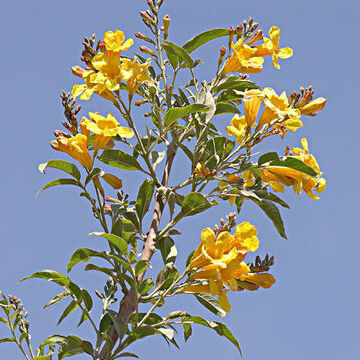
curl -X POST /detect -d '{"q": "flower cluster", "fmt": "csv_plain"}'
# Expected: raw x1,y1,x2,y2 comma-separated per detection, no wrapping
71,30,153,101
226,87,327,144
223,26,293,74
260,138,326,199
184,223,275,312
51,112,133,169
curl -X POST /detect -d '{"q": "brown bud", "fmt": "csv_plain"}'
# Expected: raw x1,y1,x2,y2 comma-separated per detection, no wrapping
220,46,226,56
252,22,258,31
140,11,153,24
140,45,156,56
84,43,96,55
248,17,253,26
134,32,153,44
98,39,106,53
228,25,235,44
246,29,263,45
62,122,77,135
71,66,85,78
105,196,118,203
54,130,71,138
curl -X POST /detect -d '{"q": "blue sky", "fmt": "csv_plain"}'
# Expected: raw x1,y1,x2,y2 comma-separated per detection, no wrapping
0,0,359,359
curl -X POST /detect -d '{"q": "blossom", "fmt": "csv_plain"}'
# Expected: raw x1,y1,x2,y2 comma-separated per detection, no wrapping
226,115,247,144
81,112,134,150
184,224,275,312
103,30,134,53
72,30,133,100
254,26,293,69
121,57,153,96
258,87,302,131
50,134,93,170
243,89,264,127
260,138,326,199
223,39,264,74
298,97,327,116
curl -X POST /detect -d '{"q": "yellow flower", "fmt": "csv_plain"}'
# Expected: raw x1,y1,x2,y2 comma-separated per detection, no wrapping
72,30,133,100
260,138,326,199
299,97,327,116
243,89,264,127
254,26,293,69
50,134,93,170
226,115,247,144
121,57,153,96
184,223,275,312
258,87,302,131
103,30,134,53
81,112,134,150
195,162,210,178
223,39,264,74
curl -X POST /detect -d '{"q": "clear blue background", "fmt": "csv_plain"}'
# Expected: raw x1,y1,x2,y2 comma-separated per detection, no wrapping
0,0,358,359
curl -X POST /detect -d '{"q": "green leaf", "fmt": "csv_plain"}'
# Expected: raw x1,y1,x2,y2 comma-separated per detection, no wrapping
0,337,16,344
213,321,242,356
214,102,240,116
198,136,235,169
135,260,149,276
81,289,93,311
213,77,261,94
39,160,81,180
183,28,229,53
43,291,70,310
108,310,127,341
161,42,179,69
58,335,90,359
20,270,71,287
162,40,194,68
258,152,280,166
267,157,318,177
157,236,177,264
150,151,166,169
85,264,114,277
180,192,212,217
98,150,142,171
84,167,103,186
195,294,226,317
254,190,290,208
115,353,139,359
36,178,81,196
90,232,128,254
250,199,287,239
136,179,155,221
57,300,78,325
156,263,176,288
138,278,154,295
183,323,192,342
164,103,209,128
67,248,100,272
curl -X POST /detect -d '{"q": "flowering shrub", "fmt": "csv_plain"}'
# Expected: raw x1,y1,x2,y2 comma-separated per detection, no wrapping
0,0,326,359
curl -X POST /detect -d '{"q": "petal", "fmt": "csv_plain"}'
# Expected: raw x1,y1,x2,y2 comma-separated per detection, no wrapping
243,273,276,288
118,127,134,139
201,228,216,247
269,26,280,49
278,47,293,59
272,54,280,69
218,291,231,312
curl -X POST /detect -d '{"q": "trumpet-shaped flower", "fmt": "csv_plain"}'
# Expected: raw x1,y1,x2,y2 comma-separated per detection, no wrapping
121,57,153,96
184,223,275,312
103,30,134,53
50,134,93,170
260,138,326,199
258,87,302,131
226,115,247,144
223,39,264,74
254,26,293,69
72,30,133,100
243,89,264,127
298,97,327,116
81,112,134,150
